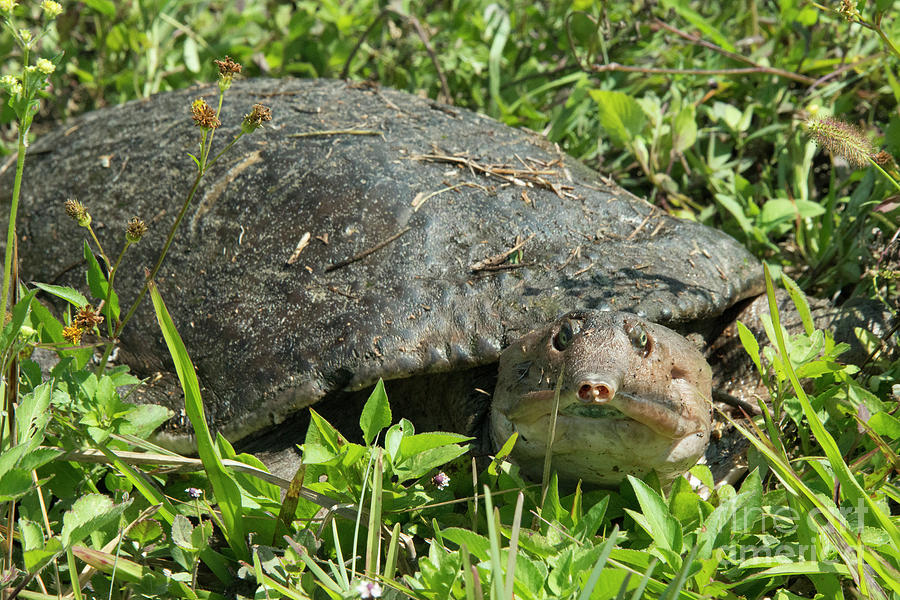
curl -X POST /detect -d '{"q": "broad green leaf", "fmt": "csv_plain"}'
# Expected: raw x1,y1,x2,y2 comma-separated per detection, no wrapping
672,105,697,153
0,290,37,352
31,282,87,308
574,496,609,541
16,382,52,443
82,0,116,16
760,199,825,227
61,493,131,549
172,514,196,551
589,90,646,147
394,445,467,482
0,469,34,501
360,379,391,446
714,194,755,237
397,431,470,459
869,412,900,439
626,476,682,553
21,517,62,575
736,320,762,375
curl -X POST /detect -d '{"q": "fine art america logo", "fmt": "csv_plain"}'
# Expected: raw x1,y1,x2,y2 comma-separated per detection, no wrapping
723,499,881,561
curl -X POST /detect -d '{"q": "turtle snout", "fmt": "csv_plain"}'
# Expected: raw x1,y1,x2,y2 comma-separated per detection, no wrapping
578,379,616,404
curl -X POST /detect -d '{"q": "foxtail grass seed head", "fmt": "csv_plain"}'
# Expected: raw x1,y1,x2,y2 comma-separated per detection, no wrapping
64,199,91,227
74,304,103,329
806,117,876,167
40,0,61,17
0,0,17,14
125,217,147,242
241,103,272,134
191,98,220,130
62,324,83,345
214,56,241,92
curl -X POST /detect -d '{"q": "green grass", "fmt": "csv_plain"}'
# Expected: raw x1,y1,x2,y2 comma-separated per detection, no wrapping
1,1,899,598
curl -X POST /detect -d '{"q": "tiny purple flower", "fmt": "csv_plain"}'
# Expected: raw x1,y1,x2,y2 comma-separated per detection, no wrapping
185,487,202,499
432,471,450,490
355,579,383,599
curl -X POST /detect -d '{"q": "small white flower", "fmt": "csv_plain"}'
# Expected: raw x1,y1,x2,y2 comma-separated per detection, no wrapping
185,487,202,499
355,580,383,599
432,471,450,490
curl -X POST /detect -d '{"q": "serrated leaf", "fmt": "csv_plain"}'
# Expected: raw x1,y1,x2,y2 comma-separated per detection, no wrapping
16,382,52,443
24,538,62,574
172,514,196,551
360,379,391,446
128,519,164,546
61,494,131,549
589,89,646,147
32,282,88,308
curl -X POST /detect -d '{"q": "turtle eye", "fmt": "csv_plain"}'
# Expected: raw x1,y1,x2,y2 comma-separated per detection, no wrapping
552,319,579,351
626,322,652,357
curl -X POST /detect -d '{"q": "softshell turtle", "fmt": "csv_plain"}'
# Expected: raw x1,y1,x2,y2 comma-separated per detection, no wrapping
8,78,874,485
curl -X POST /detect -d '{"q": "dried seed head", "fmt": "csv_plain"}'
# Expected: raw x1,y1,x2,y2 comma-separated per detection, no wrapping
64,199,91,227
214,56,242,91
241,103,272,134
125,217,147,243
74,304,104,329
806,117,876,167
62,324,83,345
873,150,894,166
839,0,861,20
191,98,220,130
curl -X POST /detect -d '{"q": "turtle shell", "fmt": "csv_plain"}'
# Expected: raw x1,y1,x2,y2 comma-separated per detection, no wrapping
8,78,763,444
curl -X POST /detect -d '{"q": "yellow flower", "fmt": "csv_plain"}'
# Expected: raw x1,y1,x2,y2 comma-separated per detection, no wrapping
36,58,54,75
0,0,17,15
62,324,83,345
41,0,62,18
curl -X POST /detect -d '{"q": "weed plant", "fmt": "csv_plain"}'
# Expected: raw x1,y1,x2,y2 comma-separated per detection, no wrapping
0,1,898,599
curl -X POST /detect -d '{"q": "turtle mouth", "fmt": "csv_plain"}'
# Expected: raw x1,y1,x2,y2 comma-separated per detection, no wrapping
508,388,638,425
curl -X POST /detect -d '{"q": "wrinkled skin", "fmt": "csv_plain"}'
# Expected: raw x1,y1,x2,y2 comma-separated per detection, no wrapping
491,310,712,486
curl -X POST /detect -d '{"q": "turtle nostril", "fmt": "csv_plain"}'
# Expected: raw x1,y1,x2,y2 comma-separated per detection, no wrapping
578,382,613,403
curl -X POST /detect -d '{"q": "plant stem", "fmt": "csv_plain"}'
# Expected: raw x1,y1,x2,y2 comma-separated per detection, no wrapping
868,158,900,193
112,170,204,341
1,129,27,316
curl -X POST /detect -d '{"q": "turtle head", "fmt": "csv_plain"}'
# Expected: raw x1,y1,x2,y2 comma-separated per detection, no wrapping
490,310,712,487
